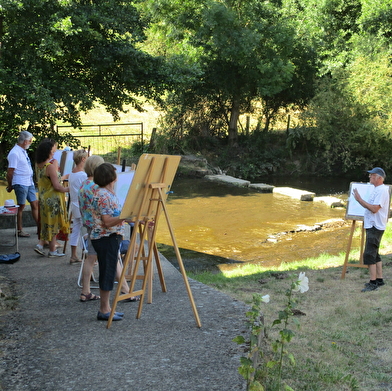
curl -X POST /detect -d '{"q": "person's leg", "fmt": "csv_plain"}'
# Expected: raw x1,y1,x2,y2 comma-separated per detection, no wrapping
376,261,383,279
99,290,111,314
26,185,39,227
92,235,121,315
80,253,98,298
29,200,39,225
69,217,82,262
117,260,129,293
368,264,376,280
362,227,384,291
79,232,100,301
13,184,28,234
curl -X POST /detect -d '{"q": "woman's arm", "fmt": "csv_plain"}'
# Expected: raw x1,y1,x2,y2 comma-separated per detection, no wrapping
46,163,69,193
101,214,124,229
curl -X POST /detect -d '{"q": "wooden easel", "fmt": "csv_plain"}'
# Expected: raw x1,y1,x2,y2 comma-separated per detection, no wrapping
107,154,201,328
341,219,366,279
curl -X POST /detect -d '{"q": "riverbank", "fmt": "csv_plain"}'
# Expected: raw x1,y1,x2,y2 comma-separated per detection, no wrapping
187,225,392,390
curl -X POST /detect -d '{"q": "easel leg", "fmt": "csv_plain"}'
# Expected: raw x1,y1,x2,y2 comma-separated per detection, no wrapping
359,223,365,265
341,220,356,279
161,201,202,328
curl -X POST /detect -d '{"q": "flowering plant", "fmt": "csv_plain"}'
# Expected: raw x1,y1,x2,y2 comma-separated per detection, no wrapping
234,272,309,391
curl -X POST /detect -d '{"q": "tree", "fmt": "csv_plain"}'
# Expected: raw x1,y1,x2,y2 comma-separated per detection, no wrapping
0,0,168,162
143,0,310,146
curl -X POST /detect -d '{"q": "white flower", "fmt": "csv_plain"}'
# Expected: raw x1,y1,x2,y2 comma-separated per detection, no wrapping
293,272,309,293
261,294,270,303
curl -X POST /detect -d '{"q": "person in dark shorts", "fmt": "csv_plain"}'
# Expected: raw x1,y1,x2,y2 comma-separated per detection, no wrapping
353,167,390,292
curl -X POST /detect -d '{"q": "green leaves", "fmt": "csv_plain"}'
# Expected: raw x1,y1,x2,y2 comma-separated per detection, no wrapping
0,0,166,132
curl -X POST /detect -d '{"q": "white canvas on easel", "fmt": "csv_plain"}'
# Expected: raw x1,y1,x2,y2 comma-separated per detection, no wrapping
53,150,74,176
345,182,374,220
114,171,135,208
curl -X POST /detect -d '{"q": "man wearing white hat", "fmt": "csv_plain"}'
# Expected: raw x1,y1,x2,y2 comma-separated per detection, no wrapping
6,130,39,237
353,167,390,292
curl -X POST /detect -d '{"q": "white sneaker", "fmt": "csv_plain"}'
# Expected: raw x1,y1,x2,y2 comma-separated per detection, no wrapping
48,250,65,258
34,245,45,256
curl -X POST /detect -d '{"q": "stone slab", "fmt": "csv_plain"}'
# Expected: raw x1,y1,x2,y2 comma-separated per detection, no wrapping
313,196,345,208
249,183,275,193
273,187,315,201
204,174,250,187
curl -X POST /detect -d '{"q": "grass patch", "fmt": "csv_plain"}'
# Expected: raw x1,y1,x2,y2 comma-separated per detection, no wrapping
188,226,392,390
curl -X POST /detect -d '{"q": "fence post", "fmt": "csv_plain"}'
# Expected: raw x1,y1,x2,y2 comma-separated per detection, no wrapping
149,127,157,150
117,147,121,165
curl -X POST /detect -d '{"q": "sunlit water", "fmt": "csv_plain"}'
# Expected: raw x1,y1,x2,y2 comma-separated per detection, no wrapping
155,177,357,269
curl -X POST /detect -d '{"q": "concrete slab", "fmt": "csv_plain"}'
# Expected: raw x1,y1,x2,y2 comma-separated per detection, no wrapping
313,196,345,208
204,174,250,187
249,183,274,193
273,187,315,201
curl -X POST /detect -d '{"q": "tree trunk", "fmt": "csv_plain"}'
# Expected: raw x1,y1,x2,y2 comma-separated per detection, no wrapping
228,99,240,147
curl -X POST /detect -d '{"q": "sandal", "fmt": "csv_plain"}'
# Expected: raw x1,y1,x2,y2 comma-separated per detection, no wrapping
70,257,82,265
121,292,141,302
18,231,30,237
80,292,100,302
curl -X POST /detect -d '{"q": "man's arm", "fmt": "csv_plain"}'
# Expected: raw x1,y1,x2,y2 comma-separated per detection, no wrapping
6,168,15,192
353,188,381,213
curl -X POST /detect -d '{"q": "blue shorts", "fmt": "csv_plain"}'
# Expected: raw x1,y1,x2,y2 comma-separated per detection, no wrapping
13,184,37,205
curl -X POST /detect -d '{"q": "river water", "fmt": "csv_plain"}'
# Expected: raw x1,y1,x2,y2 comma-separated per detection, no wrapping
155,177,358,271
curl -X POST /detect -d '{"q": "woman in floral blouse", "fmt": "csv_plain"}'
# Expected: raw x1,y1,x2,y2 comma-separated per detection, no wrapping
91,163,125,321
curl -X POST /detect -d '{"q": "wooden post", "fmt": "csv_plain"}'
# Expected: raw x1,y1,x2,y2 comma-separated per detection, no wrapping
116,147,121,165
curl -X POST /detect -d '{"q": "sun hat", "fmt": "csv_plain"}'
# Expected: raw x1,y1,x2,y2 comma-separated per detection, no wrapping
367,167,386,179
4,199,16,207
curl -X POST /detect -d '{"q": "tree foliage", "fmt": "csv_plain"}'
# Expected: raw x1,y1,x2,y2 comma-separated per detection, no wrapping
143,0,316,145
0,0,168,164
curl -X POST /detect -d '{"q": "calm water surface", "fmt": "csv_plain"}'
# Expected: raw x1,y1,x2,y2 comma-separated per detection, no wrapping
156,177,356,269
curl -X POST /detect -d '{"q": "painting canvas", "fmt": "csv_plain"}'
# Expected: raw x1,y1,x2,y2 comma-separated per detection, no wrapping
346,182,392,220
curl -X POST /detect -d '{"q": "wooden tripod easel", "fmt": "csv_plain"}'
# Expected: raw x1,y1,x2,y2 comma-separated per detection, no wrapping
341,219,367,279
107,154,201,328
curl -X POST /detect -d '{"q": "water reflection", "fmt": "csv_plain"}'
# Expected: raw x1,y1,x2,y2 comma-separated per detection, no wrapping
156,178,356,269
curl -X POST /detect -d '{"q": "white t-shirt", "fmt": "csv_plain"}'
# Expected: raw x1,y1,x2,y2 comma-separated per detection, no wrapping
7,144,34,186
364,183,390,230
68,171,87,219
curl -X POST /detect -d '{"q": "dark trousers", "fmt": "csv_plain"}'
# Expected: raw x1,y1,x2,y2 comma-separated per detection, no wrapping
91,234,122,291
363,227,384,265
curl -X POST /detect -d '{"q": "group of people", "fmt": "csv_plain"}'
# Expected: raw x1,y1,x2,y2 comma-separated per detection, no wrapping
6,131,390,322
7,131,138,321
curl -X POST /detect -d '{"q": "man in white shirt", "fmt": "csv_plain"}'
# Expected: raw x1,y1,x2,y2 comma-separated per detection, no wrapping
6,131,39,237
353,167,390,292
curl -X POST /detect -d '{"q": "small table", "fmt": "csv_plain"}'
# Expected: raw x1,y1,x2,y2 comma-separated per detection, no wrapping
0,208,19,253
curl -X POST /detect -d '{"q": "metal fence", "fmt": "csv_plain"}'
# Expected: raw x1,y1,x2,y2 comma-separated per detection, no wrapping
57,122,143,163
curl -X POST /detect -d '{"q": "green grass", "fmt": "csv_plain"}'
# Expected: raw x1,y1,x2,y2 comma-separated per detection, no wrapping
188,224,392,390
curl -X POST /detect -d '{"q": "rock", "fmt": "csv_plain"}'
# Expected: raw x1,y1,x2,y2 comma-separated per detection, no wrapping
273,187,315,201
249,183,274,193
313,196,345,208
204,174,251,187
